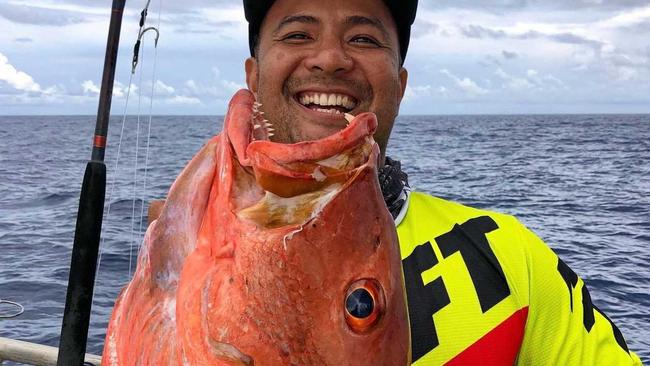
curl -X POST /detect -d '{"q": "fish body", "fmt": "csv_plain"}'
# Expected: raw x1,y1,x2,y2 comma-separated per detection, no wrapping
102,90,410,365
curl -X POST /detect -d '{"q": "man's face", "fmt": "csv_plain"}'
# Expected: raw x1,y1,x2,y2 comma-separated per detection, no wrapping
245,0,408,162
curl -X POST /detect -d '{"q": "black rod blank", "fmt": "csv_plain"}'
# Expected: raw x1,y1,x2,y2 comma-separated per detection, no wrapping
57,1,126,365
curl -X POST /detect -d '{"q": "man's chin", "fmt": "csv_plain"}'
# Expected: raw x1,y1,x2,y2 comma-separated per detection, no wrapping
269,103,353,143
296,113,351,140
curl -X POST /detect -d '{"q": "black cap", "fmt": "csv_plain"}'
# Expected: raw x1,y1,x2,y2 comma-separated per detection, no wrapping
243,0,418,65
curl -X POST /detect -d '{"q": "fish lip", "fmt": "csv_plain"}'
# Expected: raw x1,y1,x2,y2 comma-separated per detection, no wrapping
245,96,355,158
247,111,377,163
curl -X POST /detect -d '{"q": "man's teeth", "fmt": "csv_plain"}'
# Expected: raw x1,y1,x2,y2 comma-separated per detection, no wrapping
298,93,357,110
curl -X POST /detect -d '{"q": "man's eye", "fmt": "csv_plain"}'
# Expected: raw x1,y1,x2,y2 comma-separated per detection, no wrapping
282,33,311,42
350,36,380,46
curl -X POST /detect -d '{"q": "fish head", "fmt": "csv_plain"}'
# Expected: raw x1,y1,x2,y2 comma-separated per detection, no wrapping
103,89,409,366
203,89,410,365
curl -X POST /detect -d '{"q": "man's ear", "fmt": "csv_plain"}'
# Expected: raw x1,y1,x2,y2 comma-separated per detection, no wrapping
245,57,259,94
398,67,408,101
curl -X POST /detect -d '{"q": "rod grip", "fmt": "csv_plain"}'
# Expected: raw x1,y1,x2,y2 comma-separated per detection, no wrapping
57,161,106,366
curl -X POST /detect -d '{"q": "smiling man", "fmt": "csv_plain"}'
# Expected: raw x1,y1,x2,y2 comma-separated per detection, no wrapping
236,0,643,365
244,0,407,165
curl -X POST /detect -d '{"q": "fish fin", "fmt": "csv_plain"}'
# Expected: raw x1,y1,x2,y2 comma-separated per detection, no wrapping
147,199,165,226
209,341,255,366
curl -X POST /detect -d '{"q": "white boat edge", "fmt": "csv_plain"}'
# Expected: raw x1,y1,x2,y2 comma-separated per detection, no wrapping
0,337,101,366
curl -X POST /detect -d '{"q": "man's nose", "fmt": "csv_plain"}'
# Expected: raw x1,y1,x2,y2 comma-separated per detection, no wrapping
303,39,354,74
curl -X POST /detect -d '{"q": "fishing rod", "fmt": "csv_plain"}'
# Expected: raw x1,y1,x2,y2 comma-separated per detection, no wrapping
57,0,126,364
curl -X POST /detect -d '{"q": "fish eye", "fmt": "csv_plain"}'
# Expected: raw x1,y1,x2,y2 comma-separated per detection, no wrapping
346,288,373,318
344,279,384,333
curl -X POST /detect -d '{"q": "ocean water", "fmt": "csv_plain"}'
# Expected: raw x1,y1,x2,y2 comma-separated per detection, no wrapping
0,114,648,363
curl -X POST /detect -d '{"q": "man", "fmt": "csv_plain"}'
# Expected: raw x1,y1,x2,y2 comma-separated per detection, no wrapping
238,0,642,364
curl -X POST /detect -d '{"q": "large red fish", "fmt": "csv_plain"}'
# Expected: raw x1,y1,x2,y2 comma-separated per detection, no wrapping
102,90,410,365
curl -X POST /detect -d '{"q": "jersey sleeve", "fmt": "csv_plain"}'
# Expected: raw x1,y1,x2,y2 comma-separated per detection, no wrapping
514,222,642,365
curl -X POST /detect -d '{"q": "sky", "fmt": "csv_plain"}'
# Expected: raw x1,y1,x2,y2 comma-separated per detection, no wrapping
1,0,649,115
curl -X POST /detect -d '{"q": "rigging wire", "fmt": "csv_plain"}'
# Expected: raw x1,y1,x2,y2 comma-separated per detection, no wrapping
128,35,146,278
129,2,162,277
93,0,161,299
136,4,163,260
94,68,135,284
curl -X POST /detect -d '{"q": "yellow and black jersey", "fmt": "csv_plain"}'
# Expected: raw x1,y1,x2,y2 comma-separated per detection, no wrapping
397,191,642,365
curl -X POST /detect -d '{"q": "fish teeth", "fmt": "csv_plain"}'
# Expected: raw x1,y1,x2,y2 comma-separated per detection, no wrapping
253,124,261,130
344,113,355,123
268,132,275,137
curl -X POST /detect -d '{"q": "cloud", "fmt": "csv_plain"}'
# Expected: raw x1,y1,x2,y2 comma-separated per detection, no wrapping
168,95,201,105
403,84,448,102
81,80,142,99
53,0,648,13
440,69,488,96
406,85,433,98
619,19,650,33
0,53,41,92
460,24,507,39
169,18,241,34
112,82,138,99
79,78,207,108
494,67,565,92
543,31,604,49
495,68,535,91
55,0,241,12
0,3,90,26
502,50,518,59
82,80,100,95
182,67,245,99
479,55,502,68
3,0,649,114
600,6,650,31
458,24,605,50
420,0,650,11
153,80,175,96
411,20,440,39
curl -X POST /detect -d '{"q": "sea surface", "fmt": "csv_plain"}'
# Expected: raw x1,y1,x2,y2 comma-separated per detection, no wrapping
1,115,648,363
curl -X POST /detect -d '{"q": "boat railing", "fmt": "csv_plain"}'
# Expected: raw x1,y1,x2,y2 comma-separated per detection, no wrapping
0,337,101,366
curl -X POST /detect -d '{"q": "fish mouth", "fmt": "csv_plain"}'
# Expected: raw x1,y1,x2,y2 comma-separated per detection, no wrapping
248,90,360,143
245,110,377,198
238,115,379,228
249,101,275,142
224,89,378,228
225,89,378,228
